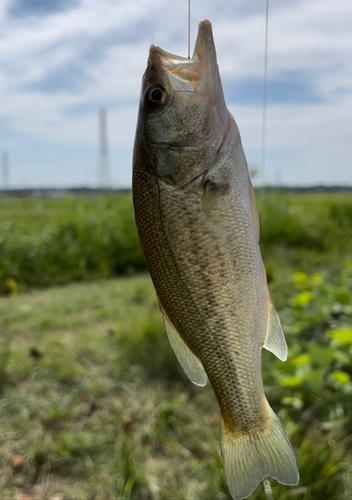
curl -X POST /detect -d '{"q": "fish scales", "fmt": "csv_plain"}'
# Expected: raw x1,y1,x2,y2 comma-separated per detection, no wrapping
133,19,299,500
135,165,265,427
136,164,266,424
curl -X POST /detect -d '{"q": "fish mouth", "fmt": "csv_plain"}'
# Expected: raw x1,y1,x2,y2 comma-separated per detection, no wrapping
148,20,217,83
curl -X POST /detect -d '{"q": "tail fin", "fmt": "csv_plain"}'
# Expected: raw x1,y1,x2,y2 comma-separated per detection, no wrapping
220,409,299,500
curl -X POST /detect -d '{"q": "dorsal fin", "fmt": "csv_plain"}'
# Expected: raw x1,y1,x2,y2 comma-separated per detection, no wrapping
263,297,288,361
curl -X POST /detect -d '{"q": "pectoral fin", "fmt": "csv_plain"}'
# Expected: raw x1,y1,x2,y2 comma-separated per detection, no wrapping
159,304,208,386
202,180,228,215
263,298,288,361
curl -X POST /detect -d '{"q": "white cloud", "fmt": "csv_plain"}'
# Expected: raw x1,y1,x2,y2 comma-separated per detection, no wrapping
0,0,351,187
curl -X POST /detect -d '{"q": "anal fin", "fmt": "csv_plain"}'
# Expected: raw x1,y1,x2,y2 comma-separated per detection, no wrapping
263,297,288,361
159,304,207,387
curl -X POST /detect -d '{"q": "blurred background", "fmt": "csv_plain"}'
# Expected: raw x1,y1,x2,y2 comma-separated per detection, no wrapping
0,0,351,189
0,1,352,499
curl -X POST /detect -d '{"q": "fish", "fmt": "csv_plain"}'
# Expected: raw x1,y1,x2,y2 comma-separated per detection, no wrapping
132,19,299,500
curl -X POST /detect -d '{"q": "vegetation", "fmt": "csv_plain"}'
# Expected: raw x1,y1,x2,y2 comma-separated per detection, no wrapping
1,191,352,293
0,191,351,499
0,193,144,294
256,191,352,277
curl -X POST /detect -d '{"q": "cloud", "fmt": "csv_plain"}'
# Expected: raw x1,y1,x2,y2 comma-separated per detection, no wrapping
23,63,94,94
224,74,324,106
0,0,351,187
7,0,80,18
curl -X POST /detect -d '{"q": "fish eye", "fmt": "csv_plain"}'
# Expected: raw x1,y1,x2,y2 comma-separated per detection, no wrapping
145,85,167,110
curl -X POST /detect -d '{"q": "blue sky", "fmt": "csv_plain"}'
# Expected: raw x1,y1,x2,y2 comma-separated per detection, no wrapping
0,0,351,188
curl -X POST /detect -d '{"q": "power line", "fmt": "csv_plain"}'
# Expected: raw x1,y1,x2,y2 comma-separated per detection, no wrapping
98,107,110,189
2,150,9,187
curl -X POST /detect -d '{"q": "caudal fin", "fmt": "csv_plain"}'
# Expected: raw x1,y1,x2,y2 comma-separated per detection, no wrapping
220,409,299,500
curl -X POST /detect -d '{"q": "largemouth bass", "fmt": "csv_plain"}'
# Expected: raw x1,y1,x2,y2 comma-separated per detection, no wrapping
132,20,299,500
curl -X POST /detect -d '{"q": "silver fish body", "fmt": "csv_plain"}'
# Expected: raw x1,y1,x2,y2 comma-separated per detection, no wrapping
132,20,299,500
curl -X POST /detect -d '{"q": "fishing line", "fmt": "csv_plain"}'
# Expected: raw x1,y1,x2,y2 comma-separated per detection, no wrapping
261,0,270,186
188,0,191,58
261,7,273,490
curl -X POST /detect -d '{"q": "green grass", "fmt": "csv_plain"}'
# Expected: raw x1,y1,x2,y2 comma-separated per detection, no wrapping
1,191,352,498
0,276,222,499
256,191,352,277
1,269,352,499
1,191,352,293
0,192,145,293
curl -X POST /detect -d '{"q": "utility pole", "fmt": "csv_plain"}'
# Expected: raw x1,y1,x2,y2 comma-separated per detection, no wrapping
2,150,9,187
98,107,110,189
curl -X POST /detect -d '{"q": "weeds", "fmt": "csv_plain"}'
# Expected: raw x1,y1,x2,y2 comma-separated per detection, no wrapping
1,191,352,293
1,192,352,498
0,269,351,498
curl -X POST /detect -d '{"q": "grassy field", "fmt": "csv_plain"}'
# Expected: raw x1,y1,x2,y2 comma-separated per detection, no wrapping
1,270,352,499
0,276,223,500
0,193,144,293
0,191,352,499
1,190,352,293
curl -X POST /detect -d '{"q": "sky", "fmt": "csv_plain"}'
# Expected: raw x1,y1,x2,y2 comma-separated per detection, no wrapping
0,0,351,188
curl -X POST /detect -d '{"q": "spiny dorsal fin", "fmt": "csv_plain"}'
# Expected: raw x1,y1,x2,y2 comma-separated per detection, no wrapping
263,298,288,361
159,304,208,386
